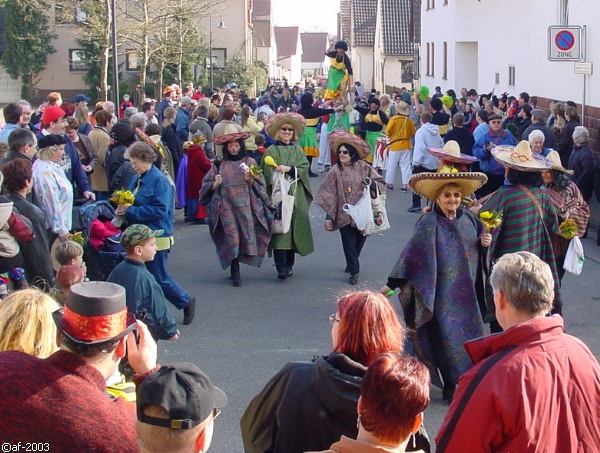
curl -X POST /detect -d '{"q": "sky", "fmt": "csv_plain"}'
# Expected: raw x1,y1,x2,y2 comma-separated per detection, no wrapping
272,0,340,35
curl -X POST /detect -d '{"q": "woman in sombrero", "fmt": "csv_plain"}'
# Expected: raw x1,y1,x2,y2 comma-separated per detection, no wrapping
427,140,479,173
261,112,314,280
542,152,589,283
482,140,561,327
315,132,385,285
324,41,353,103
200,132,273,287
382,169,489,403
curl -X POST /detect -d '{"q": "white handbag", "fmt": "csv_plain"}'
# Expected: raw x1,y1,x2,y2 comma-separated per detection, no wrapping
364,183,390,236
271,169,297,234
564,236,584,275
342,184,374,232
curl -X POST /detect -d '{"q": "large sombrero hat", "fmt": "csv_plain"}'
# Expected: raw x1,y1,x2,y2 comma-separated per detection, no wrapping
492,140,552,172
52,281,137,345
428,140,478,165
213,131,250,145
328,131,370,159
545,150,573,174
265,112,305,138
409,171,488,201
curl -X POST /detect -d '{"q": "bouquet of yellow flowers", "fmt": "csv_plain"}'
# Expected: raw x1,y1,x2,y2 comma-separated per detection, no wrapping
68,231,86,247
111,189,135,227
479,210,503,232
559,218,578,239
249,164,262,177
439,164,459,174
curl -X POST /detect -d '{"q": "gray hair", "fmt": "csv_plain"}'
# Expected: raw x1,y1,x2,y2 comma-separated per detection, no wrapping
15,100,31,110
490,251,554,315
37,144,62,161
8,128,35,151
531,109,546,122
572,126,589,145
124,106,139,119
130,112,146,131
528,129,545,144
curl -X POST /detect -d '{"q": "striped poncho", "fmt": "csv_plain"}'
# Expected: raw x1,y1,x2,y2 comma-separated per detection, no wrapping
482,184,561,317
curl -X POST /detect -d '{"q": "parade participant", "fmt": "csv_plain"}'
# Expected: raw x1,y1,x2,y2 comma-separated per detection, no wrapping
261,112,313,280
542,153,589,282
184,133,211,224
384,101,416,191
200,132,273,287
297,92,335,177
116,142,196,325
355,98,389,164
383,170,488,403
427,140,478,173
118,94,133,119
482,141,558,327
242,291,412,453
436,252,600,453
309,353,430,453
315,132,384,285
324,41,353,102
137,363,227,453
0,282,158,451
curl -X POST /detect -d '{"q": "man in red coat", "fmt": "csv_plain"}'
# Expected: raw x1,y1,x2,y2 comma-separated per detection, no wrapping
436,251,600,452
0,281,159,452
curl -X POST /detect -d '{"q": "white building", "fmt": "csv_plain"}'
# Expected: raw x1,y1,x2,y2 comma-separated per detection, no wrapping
350,0,377,90
420,0,598,118
275,26,303,84
300,32,329,79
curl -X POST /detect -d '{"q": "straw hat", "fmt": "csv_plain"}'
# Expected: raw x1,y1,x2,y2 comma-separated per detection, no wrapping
265,112,306,138
428,140,478,165
409,171,488,201
545,150,573,174
213,132,250,145
328,131,370,159
396,101,409,116
491,140,552,172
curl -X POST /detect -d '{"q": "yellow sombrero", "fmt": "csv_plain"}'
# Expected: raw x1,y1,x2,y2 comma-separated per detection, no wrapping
492,140,552,172
265,112,305,138
428,140,478,165
409,171,488,201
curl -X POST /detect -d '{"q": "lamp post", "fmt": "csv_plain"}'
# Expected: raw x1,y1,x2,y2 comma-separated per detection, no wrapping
208,16,226,92
110,0,119,106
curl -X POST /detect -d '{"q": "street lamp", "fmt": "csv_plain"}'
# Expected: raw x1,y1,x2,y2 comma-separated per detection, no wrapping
111,0,119,106
209,16,227,92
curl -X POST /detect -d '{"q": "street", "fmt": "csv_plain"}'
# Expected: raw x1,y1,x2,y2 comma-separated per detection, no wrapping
160,173,600,453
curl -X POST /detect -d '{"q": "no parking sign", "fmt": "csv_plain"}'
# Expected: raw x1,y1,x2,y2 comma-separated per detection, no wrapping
548,26,582,61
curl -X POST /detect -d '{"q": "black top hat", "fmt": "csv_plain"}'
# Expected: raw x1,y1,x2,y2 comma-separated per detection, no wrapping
137,363,228,429
52,281,136,344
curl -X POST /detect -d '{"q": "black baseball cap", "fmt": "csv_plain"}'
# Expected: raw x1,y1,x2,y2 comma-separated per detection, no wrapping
137,363,227,430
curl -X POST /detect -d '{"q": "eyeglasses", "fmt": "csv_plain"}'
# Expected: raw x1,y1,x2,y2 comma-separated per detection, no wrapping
338,149,350,155
213,408,222,420
280,127,294,132
328,313,340,325
441,192,462,199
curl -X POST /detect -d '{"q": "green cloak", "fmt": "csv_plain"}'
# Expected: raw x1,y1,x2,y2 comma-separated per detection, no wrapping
261,144,314,256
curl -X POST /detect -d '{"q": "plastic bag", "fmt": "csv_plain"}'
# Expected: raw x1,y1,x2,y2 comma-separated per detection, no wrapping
564,236,584,275
342,186,373,231
271,169,297,234
364,183,390,236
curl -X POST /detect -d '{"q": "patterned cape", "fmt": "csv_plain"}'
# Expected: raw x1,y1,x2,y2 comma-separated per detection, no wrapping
388,208,485,387
200,157,273,269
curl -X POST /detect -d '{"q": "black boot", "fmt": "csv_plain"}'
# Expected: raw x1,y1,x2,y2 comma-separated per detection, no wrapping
308,157,318,177
231,259,241,287
183,296,196,325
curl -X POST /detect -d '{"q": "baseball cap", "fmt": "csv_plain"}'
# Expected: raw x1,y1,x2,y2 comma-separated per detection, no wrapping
42,106,67,127
73,94,91,104
137,363,228,429
121,224,163,248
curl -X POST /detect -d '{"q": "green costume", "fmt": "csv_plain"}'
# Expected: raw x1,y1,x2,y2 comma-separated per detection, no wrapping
261,143,314,256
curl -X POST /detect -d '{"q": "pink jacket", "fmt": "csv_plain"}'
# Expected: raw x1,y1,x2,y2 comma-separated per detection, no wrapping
436,316,600,452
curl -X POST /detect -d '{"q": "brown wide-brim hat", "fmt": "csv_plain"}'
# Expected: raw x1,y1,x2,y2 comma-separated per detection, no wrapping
428,140,478,165
52,281,137,345
492,140,553,172
409,171,488,201
328,131,371,159
213,132,251,145
265,112,305,138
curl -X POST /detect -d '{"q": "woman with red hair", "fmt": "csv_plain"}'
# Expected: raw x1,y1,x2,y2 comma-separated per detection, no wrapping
311,352,430,453
241,291,426,453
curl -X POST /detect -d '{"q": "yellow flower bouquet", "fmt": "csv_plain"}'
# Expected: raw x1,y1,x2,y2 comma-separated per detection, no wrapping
111,189,135,227
68,231,86,247
479,210,503,232
559,218,578,239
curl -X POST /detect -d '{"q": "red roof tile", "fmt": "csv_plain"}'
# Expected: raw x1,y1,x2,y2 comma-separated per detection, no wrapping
275,26,300,58
301,33,329,63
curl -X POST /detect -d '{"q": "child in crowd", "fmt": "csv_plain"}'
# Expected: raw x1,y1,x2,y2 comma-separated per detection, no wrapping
52,240,87,275
107,224,179,342
255,133,266,165
54,264,86,305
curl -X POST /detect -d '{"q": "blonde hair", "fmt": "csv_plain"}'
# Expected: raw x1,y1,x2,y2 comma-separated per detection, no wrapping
137,404,205,453
0,289,60,358
37,145,62,161
75,104,89,125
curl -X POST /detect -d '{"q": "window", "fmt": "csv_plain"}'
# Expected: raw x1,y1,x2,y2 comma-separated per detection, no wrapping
126,51,140,71
426,43,430,76
69,49,88,71
508,65,516,86
431,42,435,77
211,48,227,68
442,42,447,80
426,0,435,10
495,71,500,85
444,0,448,4
560,0,569,25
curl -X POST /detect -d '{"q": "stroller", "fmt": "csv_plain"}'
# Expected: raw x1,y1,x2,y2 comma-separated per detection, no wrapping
78,200,126,281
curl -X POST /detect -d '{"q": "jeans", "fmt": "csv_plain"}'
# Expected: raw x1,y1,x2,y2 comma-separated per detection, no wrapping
146,249,191,310
339,225,367,274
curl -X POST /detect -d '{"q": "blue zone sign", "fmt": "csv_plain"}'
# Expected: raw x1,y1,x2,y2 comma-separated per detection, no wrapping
548,26,582,61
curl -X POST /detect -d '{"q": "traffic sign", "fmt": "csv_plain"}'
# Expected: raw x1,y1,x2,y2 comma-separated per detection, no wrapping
548,26,582,61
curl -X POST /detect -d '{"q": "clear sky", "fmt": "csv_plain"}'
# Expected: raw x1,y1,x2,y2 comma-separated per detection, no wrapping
272,0,340,35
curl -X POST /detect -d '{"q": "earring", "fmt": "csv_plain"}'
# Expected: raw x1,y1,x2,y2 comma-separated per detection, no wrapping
356,414,361,430
411,432,416,449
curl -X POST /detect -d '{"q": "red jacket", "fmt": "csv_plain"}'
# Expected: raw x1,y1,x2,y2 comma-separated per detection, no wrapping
0,350,138,452
436,316,600,453
185,144,212,199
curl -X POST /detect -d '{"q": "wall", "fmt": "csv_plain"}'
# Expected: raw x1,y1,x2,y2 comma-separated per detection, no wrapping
0,67,23,103
383,58,412,91
351,47,374,89
289,53,303,84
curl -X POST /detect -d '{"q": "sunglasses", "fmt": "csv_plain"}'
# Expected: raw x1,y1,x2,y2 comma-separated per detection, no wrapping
280,127,294,132
213,408,222,420
338,149,350,155
329,313,340,325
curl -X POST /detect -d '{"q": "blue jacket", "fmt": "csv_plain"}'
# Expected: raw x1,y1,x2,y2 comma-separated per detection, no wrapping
473,130,517,175
36,132,90,193
175,107,190,143
125,165,174,236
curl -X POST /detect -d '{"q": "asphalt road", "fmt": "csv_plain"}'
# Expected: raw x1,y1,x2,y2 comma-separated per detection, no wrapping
159,173,600,453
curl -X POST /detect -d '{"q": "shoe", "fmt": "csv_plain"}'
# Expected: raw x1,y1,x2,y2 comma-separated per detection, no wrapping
407,206,422,213
192,218,207,225
400,185,408,192
183,296,196,325
442,386,455,404
344,266,351,273
348,273,358,285
309,171,318,178
386,184,394,190
324,165,331,172
277,272,287,280
316,163,324,173
231,260,241,287
285,269,294,277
